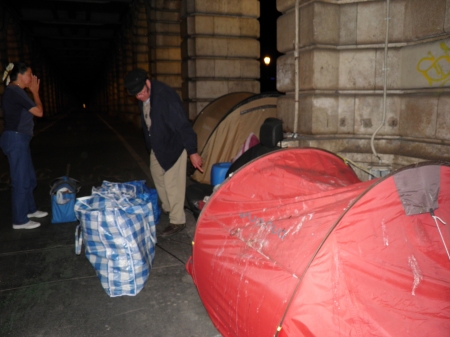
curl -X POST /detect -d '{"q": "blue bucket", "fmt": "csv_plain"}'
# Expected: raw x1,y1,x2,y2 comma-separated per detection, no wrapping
211,162,232,186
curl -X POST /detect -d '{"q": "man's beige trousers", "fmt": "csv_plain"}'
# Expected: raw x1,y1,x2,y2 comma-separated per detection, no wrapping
150,150,187,225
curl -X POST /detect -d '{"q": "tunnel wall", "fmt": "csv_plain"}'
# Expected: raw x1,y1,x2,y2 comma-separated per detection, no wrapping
276,0,450,173
0,2,75,128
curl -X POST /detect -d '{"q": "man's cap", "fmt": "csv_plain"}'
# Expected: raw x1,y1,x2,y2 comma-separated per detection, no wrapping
124,68,147,95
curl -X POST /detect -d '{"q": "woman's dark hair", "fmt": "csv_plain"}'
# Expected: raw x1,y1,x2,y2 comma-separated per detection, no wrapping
8,62,29,82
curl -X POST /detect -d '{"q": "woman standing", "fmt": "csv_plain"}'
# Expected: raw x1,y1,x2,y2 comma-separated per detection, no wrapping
1,62,48,229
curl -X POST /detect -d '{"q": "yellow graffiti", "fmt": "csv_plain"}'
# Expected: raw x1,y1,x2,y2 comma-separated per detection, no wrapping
416,42,450,86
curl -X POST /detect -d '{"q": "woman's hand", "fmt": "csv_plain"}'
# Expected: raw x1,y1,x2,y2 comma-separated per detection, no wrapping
28,75,44,117
29,75,40,94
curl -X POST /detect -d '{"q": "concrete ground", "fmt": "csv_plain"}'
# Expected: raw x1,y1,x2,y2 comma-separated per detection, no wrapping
0,110,220,337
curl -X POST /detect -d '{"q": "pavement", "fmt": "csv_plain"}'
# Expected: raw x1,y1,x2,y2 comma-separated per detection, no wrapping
0,110,221,337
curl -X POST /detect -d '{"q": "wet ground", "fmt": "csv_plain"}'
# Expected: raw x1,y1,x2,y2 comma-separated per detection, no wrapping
0,110,220,337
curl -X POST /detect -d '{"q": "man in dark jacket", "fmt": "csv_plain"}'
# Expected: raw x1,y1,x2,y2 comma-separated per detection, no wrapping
124,69,203,237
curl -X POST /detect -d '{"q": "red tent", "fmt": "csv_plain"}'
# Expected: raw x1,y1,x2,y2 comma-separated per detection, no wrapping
187,148,450,337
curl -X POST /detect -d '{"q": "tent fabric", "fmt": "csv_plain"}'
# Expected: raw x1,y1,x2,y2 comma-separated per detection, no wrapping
187,148,450,337
191,92,279,184
231,132,259,163
393,164,440,215
193,92,254,154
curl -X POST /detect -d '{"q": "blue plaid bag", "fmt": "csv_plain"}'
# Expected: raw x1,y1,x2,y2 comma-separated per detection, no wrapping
74,181,157,297
125,180,161,224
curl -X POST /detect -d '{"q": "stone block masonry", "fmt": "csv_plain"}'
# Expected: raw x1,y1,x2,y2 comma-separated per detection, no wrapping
181,0,261,119
276,0,450,165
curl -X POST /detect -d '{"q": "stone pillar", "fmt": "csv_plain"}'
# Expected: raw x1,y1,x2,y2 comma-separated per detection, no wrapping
117,46,126,119
181,0,261,119
6,17,19,62
33,61,47,114
126,0,152,125
0,12,7,82
112,54,120,116
22,40,31,67
124,27,137,123
55,76,64,115
49,73,57,115
135,0,151,73
148,0,183,97
112,0,152,126
0,8,7,131
107,58,118,116
276,0,450,169
41,65,51,115
113,53,125,116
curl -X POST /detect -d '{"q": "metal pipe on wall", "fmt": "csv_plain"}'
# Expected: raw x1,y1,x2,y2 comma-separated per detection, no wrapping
370,0,391,162
293,0,299,134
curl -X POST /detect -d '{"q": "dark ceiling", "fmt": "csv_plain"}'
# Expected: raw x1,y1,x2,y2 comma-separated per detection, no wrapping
3,0,133,94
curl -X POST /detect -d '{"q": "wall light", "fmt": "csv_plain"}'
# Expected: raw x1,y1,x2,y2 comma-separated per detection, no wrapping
264,56,271,66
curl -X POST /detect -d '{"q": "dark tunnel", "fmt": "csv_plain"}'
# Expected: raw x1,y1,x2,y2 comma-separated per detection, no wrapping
0,0,281,115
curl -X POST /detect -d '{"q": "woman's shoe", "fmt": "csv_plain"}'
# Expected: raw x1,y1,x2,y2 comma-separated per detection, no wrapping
13,220,41,230
27,211,48,218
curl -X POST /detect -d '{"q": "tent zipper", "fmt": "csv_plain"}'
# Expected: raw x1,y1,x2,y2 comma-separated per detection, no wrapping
430,209,450,260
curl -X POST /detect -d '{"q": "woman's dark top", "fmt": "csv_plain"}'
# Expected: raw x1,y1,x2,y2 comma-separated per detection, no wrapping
1,85,36,136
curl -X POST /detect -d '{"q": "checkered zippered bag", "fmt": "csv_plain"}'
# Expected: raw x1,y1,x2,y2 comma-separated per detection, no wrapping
74,181,157,297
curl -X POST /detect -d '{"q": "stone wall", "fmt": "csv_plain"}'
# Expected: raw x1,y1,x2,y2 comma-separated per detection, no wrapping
149,0,183,97
180,0,261,119
276,0,450,176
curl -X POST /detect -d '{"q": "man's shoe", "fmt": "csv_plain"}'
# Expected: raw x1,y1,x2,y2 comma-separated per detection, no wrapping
13,220,41,230
28,211,48,218
160,223,186,237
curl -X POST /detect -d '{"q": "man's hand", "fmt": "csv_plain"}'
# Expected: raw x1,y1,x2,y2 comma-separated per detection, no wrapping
189,153,203,173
